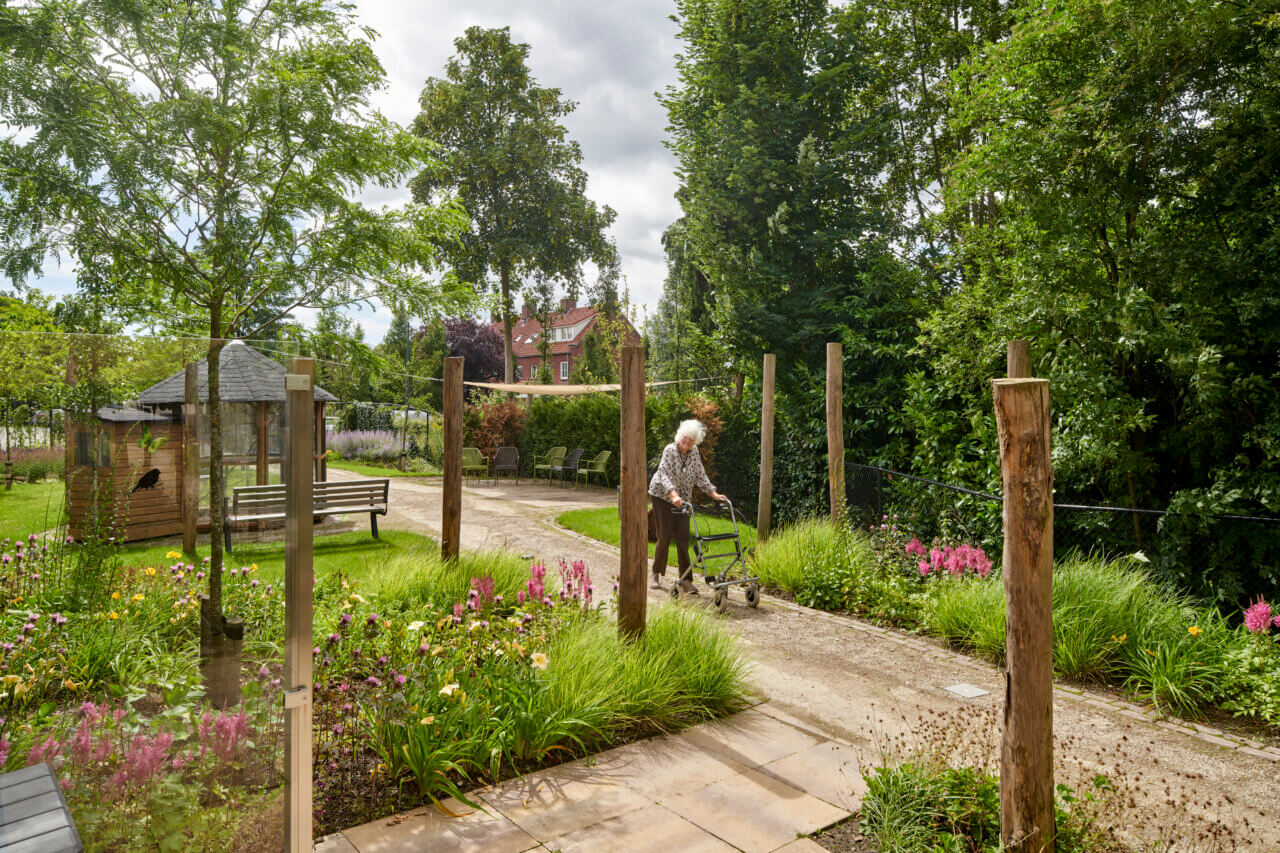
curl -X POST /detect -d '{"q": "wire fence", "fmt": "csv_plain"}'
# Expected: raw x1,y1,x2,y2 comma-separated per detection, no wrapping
845,461,1280,601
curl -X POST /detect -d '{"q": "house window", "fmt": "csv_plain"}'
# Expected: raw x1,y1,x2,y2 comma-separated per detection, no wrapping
516,364,523,379
560,360,568,380
75,430,93,466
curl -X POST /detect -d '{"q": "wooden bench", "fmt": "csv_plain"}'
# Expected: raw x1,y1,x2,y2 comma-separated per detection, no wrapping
0,763,83,852
223,478,390,552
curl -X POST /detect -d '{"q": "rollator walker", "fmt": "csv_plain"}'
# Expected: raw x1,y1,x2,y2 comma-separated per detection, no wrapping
671,497,760,612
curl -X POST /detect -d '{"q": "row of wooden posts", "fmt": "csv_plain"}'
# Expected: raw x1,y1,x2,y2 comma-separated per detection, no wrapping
277,342,1053,852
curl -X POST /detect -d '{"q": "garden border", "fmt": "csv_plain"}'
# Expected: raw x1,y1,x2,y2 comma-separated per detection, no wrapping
545,515,1280,764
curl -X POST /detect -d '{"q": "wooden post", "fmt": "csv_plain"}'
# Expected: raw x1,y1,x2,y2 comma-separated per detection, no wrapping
318,402,327,481
283,357,314,853
732,372,744,400
441,357,463,561
618,345,647,638
757,354,776,543
992,378,1054,853
826,342,844,523
183,363,199,554
1007,340,1032,379
256,402,269,486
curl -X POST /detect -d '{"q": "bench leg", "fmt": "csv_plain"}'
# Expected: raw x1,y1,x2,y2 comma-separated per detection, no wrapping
370,511,379,539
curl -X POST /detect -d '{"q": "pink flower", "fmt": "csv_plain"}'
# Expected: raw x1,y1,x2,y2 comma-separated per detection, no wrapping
905,538,927,557
1244,598,1273,634
918,561,930,577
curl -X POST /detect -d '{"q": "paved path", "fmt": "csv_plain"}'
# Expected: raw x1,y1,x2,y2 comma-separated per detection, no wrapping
319,472,1280,851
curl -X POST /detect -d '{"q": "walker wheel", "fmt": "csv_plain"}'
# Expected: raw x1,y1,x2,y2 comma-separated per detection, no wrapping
669,583,680,600
713,589,728,613
745,584,760,608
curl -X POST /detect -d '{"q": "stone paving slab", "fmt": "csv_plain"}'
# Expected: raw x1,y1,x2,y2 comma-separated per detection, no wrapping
679,707,826,768
338,797,537,853
577,732,751,800
660,767,850,853
543,803,739,852
476,768,653,841
758,740,868,811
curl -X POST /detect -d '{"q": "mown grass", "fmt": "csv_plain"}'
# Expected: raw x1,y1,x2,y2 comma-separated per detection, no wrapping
327,460,440,478
0,479,64,539
557,505,756,563
119,529,435,586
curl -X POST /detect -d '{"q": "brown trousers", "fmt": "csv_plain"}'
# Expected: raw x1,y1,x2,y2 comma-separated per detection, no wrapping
651,494,690,579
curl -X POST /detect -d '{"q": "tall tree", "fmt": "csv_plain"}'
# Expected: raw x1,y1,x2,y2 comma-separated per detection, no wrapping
444,316,504,394
0,0,467,626
411,26,616,386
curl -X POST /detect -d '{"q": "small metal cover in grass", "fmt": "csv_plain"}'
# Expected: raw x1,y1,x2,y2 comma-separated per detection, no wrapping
944,683,991,699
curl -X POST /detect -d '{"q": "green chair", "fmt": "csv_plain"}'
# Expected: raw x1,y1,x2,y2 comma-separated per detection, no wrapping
576,450,611,488
533,446,566,482
462,447,488,481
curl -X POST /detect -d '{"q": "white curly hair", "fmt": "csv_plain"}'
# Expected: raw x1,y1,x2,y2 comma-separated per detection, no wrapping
674,419,706,445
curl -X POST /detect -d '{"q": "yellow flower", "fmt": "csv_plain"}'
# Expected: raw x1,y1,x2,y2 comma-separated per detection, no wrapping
145,567,156,576
108,611,119,620
531,652,549,671
1188,626,1202,637
165,551,181,559
1145,648,1156,656
1111,634,1127,643
439,683,460,697
250,563,258,572
63,679,79,691
131,594,144,602
111,592,120,600
419,716,435,725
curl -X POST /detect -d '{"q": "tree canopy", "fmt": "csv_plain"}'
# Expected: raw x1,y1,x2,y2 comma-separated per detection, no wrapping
411,26,616,385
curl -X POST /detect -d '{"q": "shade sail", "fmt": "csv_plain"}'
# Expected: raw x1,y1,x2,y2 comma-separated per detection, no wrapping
463,379,689,396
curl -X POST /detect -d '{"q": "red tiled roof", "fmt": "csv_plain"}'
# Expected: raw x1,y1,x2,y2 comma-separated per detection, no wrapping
489,306,602,358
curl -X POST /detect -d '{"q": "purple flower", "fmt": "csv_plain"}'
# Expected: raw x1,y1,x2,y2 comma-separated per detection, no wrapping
328,633,340,645
366,676,381,687
339,613,352,628
312,647,321,657
250,579,259,587
417,643,429,655
366,613,379,626
394,674,407,687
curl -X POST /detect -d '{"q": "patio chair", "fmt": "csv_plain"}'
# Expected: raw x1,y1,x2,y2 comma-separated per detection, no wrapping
551,448,585,487
576,450,611,488
492,446,520,484
462,447,488,481
533,446,566,482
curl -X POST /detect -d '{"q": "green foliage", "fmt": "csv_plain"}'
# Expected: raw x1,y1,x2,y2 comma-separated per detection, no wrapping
1219,641,1280,725
412,26,615,382
860,761,1116,853
367,548,532,611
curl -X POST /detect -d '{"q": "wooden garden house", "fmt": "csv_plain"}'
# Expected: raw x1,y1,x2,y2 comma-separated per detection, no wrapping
66,340,335,542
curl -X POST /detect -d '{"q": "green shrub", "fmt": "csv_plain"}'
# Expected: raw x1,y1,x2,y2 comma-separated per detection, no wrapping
1219,640,1280,725
751,517,831,595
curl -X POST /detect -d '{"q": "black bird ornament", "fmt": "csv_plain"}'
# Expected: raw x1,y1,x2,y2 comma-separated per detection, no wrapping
132,468,161,494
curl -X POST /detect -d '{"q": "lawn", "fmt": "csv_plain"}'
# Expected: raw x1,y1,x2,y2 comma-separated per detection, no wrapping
558,505,757,564
327,460,440,478
120,528,434,585
0,478,64,539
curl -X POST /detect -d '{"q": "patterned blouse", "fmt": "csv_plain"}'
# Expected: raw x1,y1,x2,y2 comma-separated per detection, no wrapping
649,442,716,502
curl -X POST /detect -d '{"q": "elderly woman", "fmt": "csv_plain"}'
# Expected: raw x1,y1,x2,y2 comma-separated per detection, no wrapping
648,419,726,593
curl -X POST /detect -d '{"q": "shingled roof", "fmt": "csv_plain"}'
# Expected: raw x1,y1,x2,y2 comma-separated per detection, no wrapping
136,340,337,404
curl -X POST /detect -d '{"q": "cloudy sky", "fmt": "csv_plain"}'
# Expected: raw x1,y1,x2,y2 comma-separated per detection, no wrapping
28,0,684,344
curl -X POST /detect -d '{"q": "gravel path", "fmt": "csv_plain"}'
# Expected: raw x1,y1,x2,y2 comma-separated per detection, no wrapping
331,468,1280,848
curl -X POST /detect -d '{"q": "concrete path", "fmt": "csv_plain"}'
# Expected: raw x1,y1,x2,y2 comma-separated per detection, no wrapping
319,472,1280,850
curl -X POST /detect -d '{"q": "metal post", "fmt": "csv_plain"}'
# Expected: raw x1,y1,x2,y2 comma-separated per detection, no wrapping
283,357,314,853
826,342,844,523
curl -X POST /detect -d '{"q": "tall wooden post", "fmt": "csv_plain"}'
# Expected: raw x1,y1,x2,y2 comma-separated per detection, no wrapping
732,372,744,400
757,354,776,543
826,342,845,523
256,402,269,486
618,345,647,638
1007,340,1032,379
182,363,199,554
283,357,315,853
441,357,463,561
992,377,1054,853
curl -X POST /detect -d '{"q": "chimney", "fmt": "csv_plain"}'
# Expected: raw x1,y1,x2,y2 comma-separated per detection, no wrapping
559,297,575,313
521,302,533,321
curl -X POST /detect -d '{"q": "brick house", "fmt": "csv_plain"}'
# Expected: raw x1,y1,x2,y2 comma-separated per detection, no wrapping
489,298,642,384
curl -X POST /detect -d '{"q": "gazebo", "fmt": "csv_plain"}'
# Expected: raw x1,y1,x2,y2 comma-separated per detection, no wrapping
66,341,336,542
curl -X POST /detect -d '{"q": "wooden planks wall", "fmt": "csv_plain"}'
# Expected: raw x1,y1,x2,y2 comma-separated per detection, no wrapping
67,421,184,541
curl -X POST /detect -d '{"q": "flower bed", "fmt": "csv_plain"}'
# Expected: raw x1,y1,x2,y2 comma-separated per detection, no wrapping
752,516,1280,725
0,532,751,848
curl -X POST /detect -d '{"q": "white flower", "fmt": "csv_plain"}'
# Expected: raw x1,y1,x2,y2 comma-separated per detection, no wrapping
531,652,549,671
407,621,424,632
439,683,460,697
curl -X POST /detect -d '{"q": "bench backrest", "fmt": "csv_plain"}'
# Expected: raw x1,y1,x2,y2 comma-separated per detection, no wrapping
228,478,389,516
557,448,586,470
462,447,485,466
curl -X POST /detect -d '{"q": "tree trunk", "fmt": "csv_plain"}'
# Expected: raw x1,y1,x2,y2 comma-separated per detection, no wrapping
499,259,514,389
207,303,227,627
